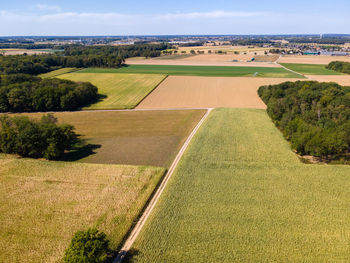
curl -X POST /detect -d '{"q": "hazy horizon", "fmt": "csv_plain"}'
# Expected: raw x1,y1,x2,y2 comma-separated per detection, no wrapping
1,0,350,36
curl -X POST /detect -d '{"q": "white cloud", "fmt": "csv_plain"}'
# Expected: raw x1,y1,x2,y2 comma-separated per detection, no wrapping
156,11,265,20
36,4,62,12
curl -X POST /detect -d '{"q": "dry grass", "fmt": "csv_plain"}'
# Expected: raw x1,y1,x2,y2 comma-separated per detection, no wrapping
15,110,206,168
306,75,350,86
254,55,280,62
137,76,299,109
0,154,165,263
279,55,350,65
39,68,79,78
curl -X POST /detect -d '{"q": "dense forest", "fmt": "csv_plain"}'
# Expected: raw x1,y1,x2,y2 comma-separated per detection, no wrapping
0,43,172,75
326,61,350,74
0,114,77,159
0,74,98,112
258,81,350,161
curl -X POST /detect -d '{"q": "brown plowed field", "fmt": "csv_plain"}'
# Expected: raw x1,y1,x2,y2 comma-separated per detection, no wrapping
137,76,298,109
306,75,350,86
279,55,350,64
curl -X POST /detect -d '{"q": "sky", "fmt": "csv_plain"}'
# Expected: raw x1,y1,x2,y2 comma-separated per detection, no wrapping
1,0,349,36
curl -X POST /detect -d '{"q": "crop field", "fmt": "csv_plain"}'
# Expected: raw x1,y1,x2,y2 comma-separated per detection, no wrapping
280,63,343,75
78,65,302,78
57,73,166,109
279,55,350,65
39,68,79,78
18,110,206,167
306,75,350,86
137,76,299,109
0,155,165,263
128,108,350,263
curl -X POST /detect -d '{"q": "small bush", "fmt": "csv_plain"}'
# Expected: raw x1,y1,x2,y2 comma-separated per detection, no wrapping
63,228,111,263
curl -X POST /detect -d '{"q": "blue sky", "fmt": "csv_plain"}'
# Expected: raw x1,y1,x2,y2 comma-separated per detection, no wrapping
1,0,349,36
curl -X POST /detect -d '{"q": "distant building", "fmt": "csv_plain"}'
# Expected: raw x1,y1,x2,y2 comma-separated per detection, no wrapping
303,51,320,55
320,51,348,56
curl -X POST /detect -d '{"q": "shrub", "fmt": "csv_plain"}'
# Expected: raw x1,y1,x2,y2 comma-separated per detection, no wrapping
63,228,111,263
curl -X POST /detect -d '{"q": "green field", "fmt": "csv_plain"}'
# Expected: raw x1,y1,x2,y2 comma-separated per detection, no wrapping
128,108,350,262
39,68,79,78
280,63,343,75
77,64,303,78
19,110,206,168
0,155,165,263
58,73,166,109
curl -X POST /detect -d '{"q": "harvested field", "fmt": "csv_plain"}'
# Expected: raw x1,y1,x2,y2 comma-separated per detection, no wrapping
128,108,350,263
253,55,280,62
126,54,280,67
280,63,342,75
57,73,166,109
79,65,301,78
0,155,165,263
16,110,206,168
306,75,350,86
279,55,350,64
0,48,54,55
137,76,299,109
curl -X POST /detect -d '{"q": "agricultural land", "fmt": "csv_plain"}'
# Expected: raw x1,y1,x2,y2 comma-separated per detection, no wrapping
137,76,298,109
0,155,165,263
16,110,206,167
78,65,302,78
57,73,166,109
128,108,350,263
280,63,343,75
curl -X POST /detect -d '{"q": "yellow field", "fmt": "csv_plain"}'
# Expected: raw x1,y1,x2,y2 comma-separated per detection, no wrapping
58,73,166,109
0,154,165,263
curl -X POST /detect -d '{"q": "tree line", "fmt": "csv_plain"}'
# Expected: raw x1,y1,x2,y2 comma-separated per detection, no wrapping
0,74,98,112
258,81,350,161
326,61,350,74
0,114,77,160
0,43,172,75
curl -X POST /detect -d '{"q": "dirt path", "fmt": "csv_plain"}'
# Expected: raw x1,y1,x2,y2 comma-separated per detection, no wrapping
276,56,309,79
112,108,213,263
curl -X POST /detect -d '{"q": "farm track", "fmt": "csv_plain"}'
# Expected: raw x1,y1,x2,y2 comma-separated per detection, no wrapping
276,56,309,79
113,108,213,263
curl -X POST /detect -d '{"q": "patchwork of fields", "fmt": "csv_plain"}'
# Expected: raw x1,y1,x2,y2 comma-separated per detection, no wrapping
2,51,350,263
0,155,165,263
18,110,206,167
78,64,303,78
58,73,166,109
137,76,298,109
128,108,350,263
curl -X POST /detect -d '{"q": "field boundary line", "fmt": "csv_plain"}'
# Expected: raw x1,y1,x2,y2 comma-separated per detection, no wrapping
276,58,309,79
133,75,169,108
113,108,213,263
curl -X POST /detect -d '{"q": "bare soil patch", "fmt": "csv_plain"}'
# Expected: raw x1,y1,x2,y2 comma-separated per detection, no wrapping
306,75,350,86
137,76,298,109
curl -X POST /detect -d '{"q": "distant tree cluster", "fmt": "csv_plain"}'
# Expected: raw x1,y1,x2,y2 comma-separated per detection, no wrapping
326,61,350,75
0,114,77,160
258,81,350,160
289,37,348,45
0,74,98,112
0,43,172,75
231,39,272,46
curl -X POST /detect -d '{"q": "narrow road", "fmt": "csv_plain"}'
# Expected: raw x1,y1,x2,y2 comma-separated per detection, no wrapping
275,55,310,79
113,108,213,263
